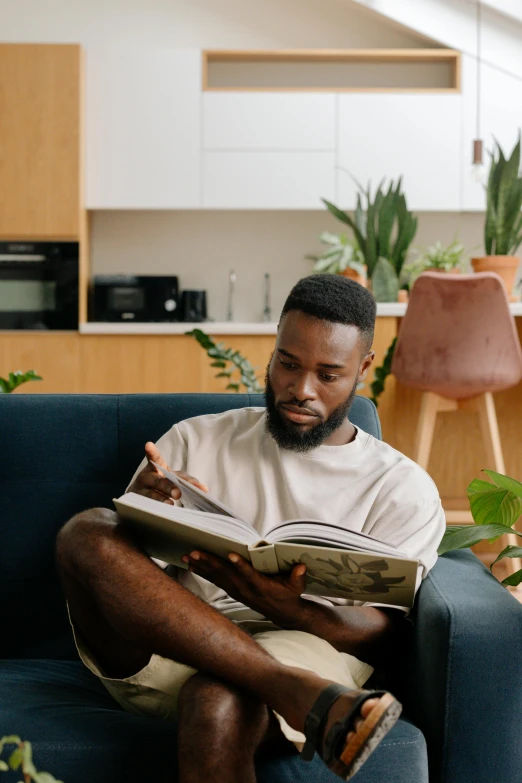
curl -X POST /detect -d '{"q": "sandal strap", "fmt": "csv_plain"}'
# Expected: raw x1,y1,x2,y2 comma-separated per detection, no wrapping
301,687,388,763
322,689,388,764
301,683,348,761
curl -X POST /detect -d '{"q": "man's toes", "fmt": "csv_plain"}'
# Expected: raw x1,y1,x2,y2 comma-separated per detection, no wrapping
360,697,380,719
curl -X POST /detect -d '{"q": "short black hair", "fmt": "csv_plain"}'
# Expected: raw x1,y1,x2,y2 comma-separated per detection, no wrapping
280,274,376,353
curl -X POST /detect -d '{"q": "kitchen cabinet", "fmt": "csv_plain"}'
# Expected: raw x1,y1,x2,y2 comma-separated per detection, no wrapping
86,48,201,209
202,93,336,150
202,151,336,209
0,44,81,239
461,54,522,211
337,93,462,211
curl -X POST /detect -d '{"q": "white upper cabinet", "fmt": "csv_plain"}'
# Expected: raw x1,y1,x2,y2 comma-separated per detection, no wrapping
203,93,336,150
337,94,463,211
203,151,335,209
202,93,336,208
462,54,522,211
86,48,201,209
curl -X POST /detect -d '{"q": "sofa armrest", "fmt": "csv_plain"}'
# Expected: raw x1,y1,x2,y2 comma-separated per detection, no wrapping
401,550,522,783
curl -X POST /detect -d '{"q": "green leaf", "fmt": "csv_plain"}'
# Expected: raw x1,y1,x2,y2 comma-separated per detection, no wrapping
371,257,399,302
0,760,8,771
482,470,522,498
226,383,240,392
502,569,522,587
467,477,522,527
321,199,352,228
210,360,227,368
8,746,23,770
437,524,522,555
490,545,522,570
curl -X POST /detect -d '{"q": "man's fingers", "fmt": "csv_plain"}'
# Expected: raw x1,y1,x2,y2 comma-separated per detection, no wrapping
140,471,181,499
144,442,170,471
287,564,307,594
144,488,175,505
177,471,209,493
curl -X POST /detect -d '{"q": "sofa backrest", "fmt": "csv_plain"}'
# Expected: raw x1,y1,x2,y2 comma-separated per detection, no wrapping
0,393,380,660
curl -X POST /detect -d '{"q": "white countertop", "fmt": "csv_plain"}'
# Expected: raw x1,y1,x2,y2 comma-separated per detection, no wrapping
79,301,522,335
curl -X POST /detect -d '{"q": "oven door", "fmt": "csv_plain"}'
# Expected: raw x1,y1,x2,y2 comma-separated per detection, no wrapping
0,257,52,329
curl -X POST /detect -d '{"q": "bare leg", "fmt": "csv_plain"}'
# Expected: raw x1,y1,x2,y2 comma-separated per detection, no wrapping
57,511,379,756
176,674,294,783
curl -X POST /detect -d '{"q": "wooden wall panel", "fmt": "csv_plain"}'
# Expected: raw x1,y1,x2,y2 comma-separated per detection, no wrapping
0,333,80,392
0,44,81,239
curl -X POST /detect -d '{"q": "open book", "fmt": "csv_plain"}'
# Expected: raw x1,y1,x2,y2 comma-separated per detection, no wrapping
113,464,419,607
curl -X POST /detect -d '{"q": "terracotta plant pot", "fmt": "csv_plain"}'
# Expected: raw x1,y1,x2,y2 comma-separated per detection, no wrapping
340,267,367,288
471,255,520,296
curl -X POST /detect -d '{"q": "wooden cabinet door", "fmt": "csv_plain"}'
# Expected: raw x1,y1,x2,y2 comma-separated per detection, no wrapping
0,44,81,238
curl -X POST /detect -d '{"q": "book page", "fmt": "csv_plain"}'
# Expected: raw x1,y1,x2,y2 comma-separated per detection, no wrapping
266,520,404,557
114,493,257,567
273,541,418,607
151,462,249,522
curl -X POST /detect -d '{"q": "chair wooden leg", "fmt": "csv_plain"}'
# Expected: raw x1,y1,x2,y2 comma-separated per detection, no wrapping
415,392,456,471
475,393,522,577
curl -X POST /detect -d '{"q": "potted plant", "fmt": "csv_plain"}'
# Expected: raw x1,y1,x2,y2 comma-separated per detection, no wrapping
186,329,263,393
0,370,42,393
321,178,418,302
305,231,367,286
472,137,522,297
438,469,522,588
402,239,466,291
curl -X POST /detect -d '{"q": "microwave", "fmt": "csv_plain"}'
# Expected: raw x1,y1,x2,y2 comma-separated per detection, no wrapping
0,242,79,330
91,275,181,322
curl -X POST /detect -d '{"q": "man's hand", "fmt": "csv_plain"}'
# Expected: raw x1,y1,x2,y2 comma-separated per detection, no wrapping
127,442,209,504
182,550,308,628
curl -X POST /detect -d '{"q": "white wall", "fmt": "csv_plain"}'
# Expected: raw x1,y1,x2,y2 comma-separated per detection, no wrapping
0,0,431,48
91,210,487,322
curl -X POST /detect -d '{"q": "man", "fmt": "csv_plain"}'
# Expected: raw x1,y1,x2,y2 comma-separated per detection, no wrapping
56,274,445,782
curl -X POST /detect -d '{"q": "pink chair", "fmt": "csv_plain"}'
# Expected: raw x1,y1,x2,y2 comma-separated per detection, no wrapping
392,271,522,571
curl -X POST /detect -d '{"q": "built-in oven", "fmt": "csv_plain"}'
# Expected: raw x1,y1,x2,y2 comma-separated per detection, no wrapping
0,242,79,330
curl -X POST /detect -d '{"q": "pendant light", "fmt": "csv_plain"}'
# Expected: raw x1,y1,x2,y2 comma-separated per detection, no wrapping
471,0,487,183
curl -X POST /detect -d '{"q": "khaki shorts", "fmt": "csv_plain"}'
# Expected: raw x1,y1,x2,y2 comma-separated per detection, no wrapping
71,616,373,749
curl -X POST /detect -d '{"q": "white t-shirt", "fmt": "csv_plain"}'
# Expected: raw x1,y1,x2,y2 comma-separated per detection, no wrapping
129,407,445,619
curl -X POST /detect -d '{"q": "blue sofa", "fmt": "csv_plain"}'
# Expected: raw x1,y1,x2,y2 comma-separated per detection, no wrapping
1,393,521,783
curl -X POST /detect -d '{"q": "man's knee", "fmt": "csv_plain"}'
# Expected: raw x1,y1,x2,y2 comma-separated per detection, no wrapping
177,673,269,737
56,507,121,575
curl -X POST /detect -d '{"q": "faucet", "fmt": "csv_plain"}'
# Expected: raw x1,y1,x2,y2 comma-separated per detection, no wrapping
227,270,236,321
263,273,272,322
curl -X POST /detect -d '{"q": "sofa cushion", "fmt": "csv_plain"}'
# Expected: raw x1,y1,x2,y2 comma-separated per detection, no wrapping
0,393,380,660
0,659,427,783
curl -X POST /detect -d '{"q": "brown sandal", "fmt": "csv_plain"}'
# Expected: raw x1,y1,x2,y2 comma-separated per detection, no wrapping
301,683,402,780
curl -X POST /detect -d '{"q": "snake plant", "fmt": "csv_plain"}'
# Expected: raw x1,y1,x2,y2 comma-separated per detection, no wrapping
485,137,522,255
322,178,418,278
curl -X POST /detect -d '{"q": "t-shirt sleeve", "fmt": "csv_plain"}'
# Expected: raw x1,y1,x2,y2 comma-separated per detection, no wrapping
357,498,446,612
367,498,446,580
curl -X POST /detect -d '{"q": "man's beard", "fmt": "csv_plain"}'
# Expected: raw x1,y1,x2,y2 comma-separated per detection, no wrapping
264,365,358,453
